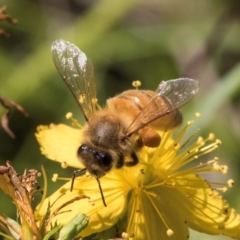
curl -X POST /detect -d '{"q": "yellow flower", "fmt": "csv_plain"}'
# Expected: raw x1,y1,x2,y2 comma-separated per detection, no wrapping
35,114,240,240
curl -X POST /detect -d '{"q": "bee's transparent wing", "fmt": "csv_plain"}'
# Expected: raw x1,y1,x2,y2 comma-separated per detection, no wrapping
126,78,199,135
156,78,199,106
51,39,96,121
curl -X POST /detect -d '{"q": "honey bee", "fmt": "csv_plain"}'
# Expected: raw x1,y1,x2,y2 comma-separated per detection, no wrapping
51,39,199,206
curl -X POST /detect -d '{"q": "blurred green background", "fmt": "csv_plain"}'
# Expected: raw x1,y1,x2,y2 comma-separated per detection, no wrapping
0,0,240,239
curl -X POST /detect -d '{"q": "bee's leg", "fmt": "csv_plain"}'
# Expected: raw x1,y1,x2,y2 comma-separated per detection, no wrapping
71,168,87,191
116,153,124,168
93,174,107,207
125,152,139,167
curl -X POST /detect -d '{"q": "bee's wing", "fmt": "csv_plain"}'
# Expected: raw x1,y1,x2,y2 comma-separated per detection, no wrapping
126,78,199,136
51,39,96,121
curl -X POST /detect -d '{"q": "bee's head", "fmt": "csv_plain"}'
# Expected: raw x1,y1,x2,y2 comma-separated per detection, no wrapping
78,144,113,177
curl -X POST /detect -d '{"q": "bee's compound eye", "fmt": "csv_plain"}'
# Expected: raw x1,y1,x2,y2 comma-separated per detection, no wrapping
78,144,112,169
95,152,112,167
78,144,89,153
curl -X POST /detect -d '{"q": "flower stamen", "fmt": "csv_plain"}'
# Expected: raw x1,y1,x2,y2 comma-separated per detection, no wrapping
132,80,142,89
65,112,82,128
52,173,71,183
146,193,173,236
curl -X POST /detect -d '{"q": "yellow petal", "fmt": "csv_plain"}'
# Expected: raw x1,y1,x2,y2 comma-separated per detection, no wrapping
159,174,240,239
36,171,130,237
35,124,84,168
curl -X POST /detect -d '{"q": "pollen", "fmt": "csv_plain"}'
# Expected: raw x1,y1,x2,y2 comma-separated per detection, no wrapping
91,98,98,105
79,94,86,104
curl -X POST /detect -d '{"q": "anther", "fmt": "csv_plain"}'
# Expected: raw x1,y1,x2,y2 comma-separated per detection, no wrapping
195,112,201,118
220,165,228,174
132,80,142,89
213,161,220,170
197,137,204,144
208,133,215,140
167,229,174,236
65,112,73,119
61,162,68,168
228,179,234,188
122,232,129,238
91,98,98,105
52,174,58,182
222,187,228,192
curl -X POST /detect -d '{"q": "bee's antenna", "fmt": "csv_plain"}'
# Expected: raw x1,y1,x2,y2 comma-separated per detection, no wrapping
94,174,107,207
71,168,87,191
